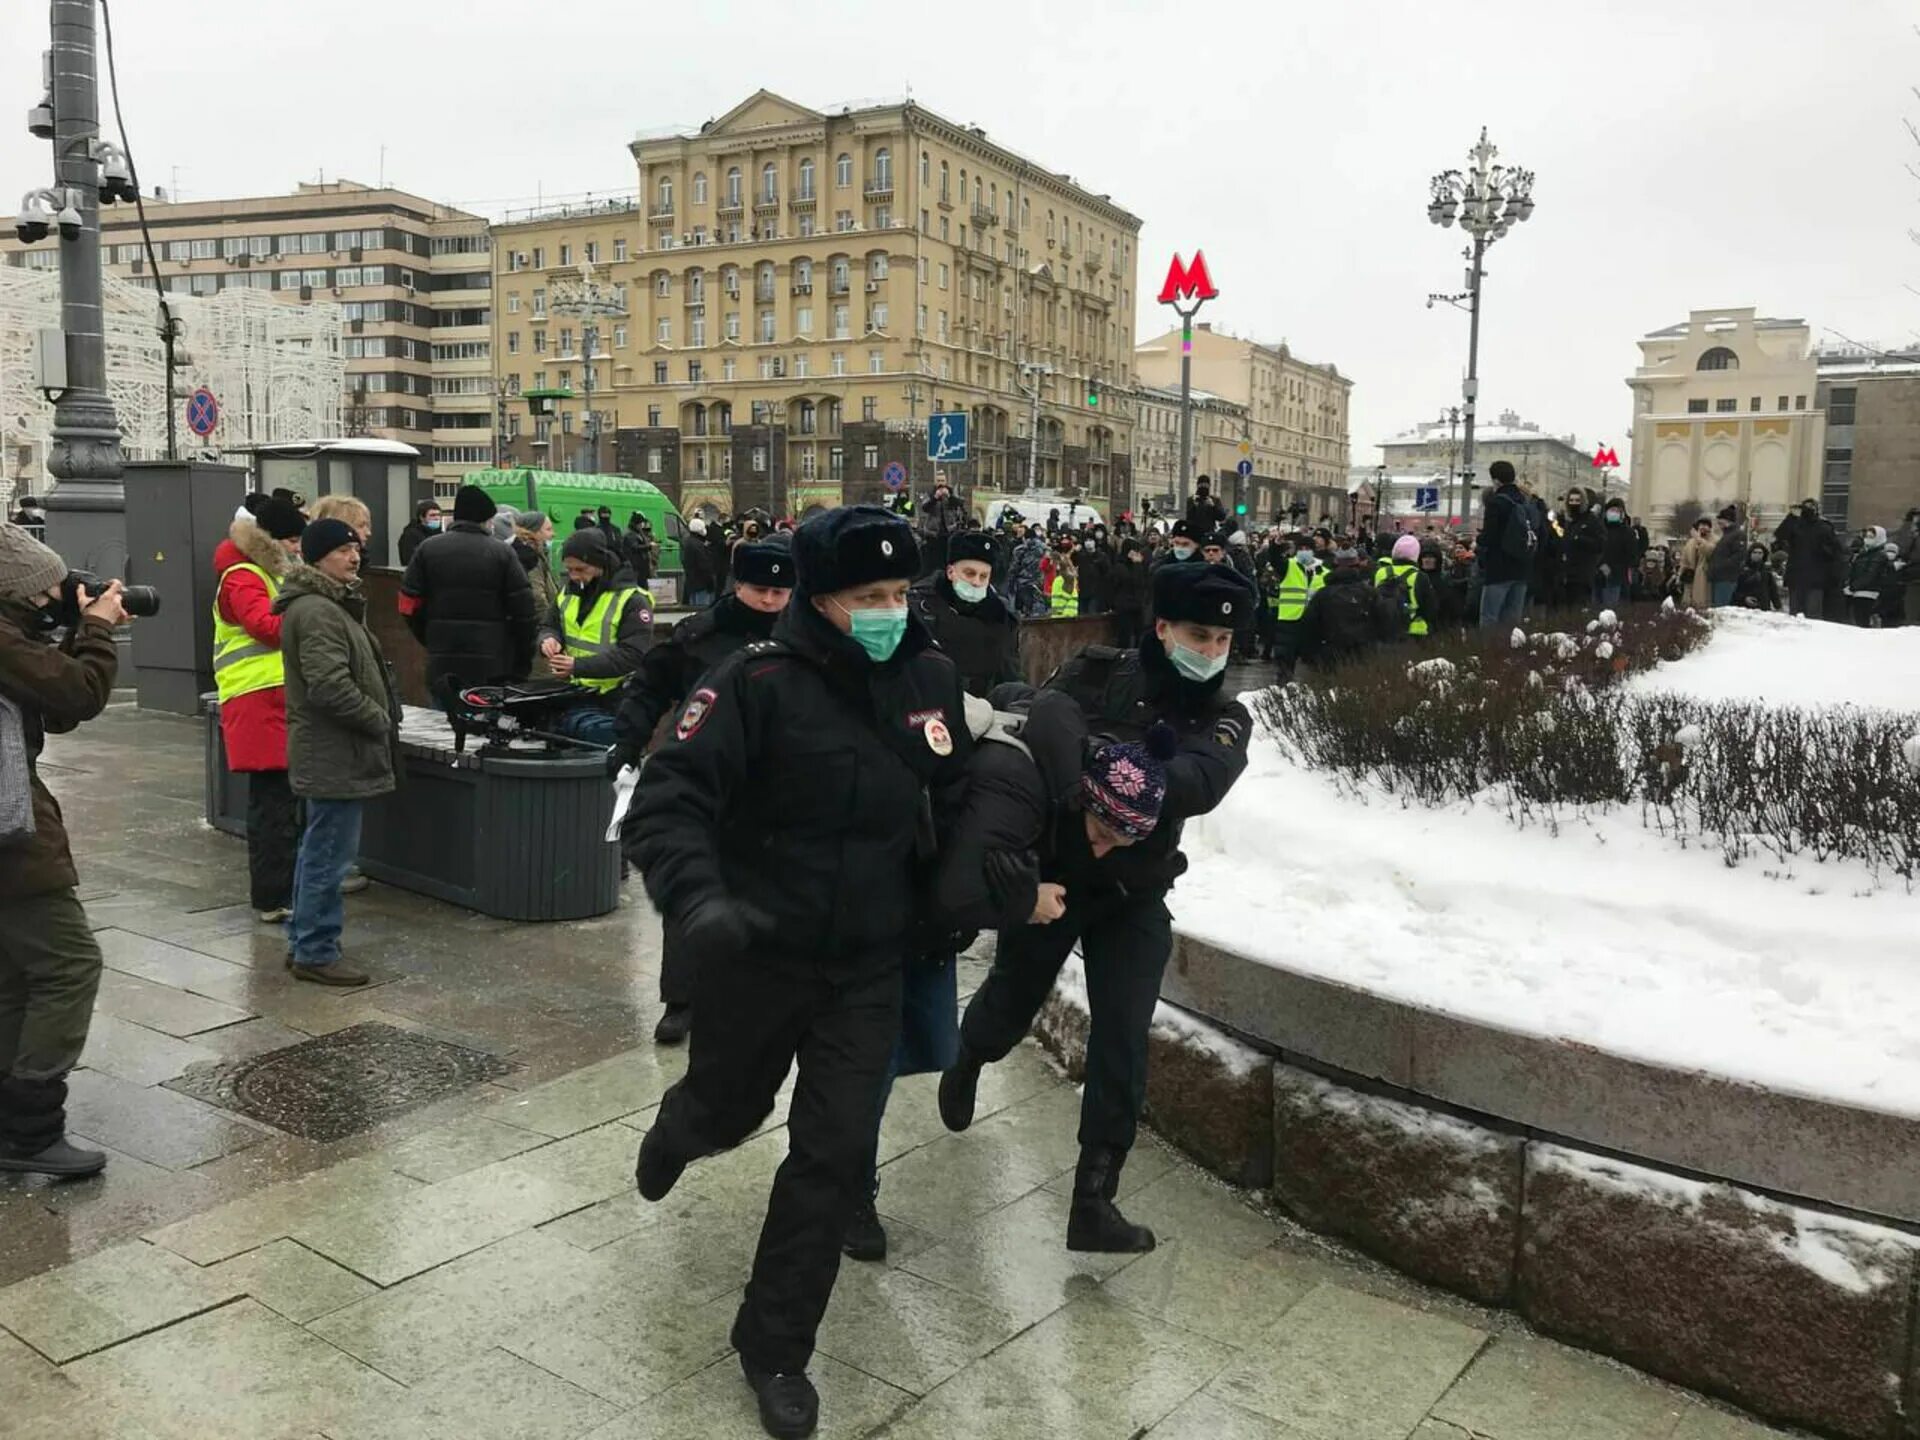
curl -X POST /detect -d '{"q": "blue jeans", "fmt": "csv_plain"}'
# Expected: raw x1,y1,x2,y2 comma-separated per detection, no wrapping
1710,580,1736,608
863,957,961,1200
1479,579,1527,629
555,705,618,745
1596,582,1622,610
288,799,362,968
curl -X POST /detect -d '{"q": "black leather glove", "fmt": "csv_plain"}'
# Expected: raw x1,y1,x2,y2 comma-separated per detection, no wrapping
679,895,771,966
606,744,639,778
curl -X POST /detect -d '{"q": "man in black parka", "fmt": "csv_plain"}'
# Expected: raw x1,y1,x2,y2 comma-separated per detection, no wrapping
907,530,1020,698
625,505,970,1440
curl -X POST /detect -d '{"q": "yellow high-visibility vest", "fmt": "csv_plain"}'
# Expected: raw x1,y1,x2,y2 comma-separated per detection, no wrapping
211,562,285,703
1048,574,1079,618
560,585,652,693
1268,557,1325,622
1373,559,1427,637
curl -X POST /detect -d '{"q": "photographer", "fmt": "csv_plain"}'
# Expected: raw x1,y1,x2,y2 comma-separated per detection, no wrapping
0,523,125,1177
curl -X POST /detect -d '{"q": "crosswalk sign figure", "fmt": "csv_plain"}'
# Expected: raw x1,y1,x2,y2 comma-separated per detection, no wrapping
927,411,969,463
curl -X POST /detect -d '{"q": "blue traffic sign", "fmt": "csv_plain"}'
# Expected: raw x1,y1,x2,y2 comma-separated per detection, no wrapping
1414,486,1440,513
1236,458,1253,479
883,460,908,491
186,387,219,438
928,411,969,463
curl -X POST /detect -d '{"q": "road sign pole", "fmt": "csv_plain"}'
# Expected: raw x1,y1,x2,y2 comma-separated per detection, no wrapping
1157,252,1218,524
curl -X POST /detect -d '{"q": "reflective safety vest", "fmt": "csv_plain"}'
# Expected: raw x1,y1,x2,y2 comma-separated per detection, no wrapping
1373,559,1427,637
560,585,652,693
1268,557,1325,622
211,563,285,703
1048,574,1079,619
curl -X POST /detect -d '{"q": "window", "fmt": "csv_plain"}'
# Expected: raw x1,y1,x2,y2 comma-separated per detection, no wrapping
647,448,662,475
302,233,327,254
921,152,931,186
507,331,520,354
614,237,628,262
647,405,662,426
916,304,927,333
762,163,778,202
868,350,884,374
657,176,673,212
690,316,706,347
167,240,190,261
1696,346,1738,371
658,231,673,250
937,310,949,342
1795,395,1807,410
871,255,888,279
939,161,949,201
794,353,809,378
693,172,708,205
798,158,815,198
831,305,849,338
797,213,815,237
862,396,878,421
303,269,328,287
1777,394,1789,410
532,287,547,317
801,449,816,480
752,446,768,473
250,235,272,258
653,361,668,383
558,327,574,355
921,210,930,234
723,266,741,297
794,258,813,289
1750,396,1761,411
722,358,737,381
796,306,813,334
871,303,889,330
874,148,892,188
836,154,852,188
726,167,742,206
938,263,949,291
585,241,599,263
279,270,300,290
559,244,571,266
831,351,846,376
1686,399,1708,414
190,238,216,260
532,329,546,353
507,292,521,314
831,258,850,293
1822,447,1853,519
532,246,545,268
655,272,671,297
863,445,880,469
835,210,854,233
613,325,627,348
334,267,360,287
1828,387,1857,426
829,446,844,479
657,317,672,343
725,312,741,341
759,311,776,343
1714,398,1737,413
688,360,703,383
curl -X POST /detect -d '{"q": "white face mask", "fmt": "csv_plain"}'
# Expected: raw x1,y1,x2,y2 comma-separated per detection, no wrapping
952,578,989,604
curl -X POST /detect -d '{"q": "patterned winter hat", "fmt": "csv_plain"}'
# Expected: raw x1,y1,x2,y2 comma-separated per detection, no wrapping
1080,722,1179,841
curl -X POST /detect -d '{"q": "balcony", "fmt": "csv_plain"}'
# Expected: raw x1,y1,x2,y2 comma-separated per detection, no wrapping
1084,251,1102,273
791,282,813,295
863,179,894,200
648,202,675,219
788,191,816,209
717,197,744,217
829,281,850,298
754,193,780,214
971,204,998,229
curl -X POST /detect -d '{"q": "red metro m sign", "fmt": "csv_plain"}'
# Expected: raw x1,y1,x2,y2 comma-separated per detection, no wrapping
1592,444,1620,469
1158,251,1220,306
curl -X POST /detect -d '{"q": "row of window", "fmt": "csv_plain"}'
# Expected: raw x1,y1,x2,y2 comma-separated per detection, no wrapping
125,228,418,265
1683,395,1808,414
432,375,496,395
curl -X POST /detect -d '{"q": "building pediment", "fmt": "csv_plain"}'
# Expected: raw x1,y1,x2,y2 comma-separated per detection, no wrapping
705,90,824,139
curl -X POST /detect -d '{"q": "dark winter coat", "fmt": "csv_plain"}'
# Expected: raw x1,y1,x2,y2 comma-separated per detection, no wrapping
397,520,437,566
918,493,969,558
612,593,777,752
1559,506,1605,588
274,567,398,801
909,574,1021,698
0,601,116,898
1042,633,1251,885
399,520,536,701
1108,549,1152,618
1185,491,1227,537
1774,512,1842,584
1476,483,1536,585
1598,517,1638,582
681,531,717,597
621,527,655,588
1707,525,1747,584
1297,568,1393,671
625,599,971,976
1846,545,1898,599
1732,556,1783,611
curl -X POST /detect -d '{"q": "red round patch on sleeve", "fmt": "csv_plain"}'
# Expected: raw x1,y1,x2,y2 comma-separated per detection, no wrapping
675,687,718,742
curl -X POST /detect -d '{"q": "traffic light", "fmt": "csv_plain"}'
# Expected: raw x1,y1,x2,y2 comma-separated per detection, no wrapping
1235,503,1247,516
1085,379,1100,408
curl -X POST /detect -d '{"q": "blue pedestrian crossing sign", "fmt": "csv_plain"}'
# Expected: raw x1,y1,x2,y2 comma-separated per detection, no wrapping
928,411,969,463
1414,486,1440,513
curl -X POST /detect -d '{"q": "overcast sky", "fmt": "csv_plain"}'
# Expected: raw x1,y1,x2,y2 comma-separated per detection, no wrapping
5,0,1916,470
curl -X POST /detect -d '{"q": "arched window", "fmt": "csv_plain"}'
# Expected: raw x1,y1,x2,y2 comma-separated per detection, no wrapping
939,161,950,201
973,176,982,208
874,148,892,187
725,168,741,205
761,163,777,202
797,157,814,198
920,152,930,186
657,176,673,209
835,153,852,188
1697,347,1739,371
794,258,813,287
1020,197,1030,229
687,268,704,301
692,172,707,204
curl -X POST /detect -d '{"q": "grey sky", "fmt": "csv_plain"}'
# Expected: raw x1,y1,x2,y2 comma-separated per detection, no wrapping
5,0,1915,473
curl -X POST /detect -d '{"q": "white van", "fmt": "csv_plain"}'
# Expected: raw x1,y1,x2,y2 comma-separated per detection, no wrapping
984,496,1106,531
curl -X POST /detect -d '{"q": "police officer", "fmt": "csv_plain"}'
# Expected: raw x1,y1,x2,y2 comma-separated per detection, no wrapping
536,529,654,744
625,505,970,1440
938,560,1256,1252
906,531,1019,698
609,535,794,1045
1266,536,1325,678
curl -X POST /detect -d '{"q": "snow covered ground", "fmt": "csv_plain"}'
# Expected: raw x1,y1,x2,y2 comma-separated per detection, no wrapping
1173,611,1920,1118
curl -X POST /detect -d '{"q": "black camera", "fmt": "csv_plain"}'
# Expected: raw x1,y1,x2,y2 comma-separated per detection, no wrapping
62,570,160,621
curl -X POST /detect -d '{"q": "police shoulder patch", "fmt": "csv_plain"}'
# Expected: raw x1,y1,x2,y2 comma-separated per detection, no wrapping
676,687,718,742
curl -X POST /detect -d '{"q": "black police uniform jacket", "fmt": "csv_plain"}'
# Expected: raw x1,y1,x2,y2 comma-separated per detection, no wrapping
611,593,775,752
1042,634,1250,883
907,574,1020,700
625,600,972,974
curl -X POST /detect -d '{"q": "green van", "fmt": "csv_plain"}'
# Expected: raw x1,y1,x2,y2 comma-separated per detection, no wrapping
458,468,686,575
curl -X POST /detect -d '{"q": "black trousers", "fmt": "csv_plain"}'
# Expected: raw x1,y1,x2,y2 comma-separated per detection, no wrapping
959,889,1172,1153
658,919,694,1008
1270,619,1303,679
650,945,901,1375
245,769,301,912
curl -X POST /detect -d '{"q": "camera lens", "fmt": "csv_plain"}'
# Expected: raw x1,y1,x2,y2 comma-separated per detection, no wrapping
120,585,160,618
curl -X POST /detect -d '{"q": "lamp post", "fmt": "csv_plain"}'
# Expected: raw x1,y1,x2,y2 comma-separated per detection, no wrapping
1427,130,1536,534
550,261,625,474
1441,405,1461,527
1373,463,1388,535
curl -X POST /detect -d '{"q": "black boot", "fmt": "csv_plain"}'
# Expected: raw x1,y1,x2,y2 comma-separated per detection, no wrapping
1065,1146,1155,1253
842,1197,887,1262
653,1004,692,1046
937,1045,983,1133
740,1358,819,1439
0,1076,104,1179
634,1125,687,1202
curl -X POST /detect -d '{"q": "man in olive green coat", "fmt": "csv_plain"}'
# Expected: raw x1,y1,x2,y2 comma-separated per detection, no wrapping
274,519,397,986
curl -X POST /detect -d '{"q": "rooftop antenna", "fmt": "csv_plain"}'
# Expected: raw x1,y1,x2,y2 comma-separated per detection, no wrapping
378,144,386,188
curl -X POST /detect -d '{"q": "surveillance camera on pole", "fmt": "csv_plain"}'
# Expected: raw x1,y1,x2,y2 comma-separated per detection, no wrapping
14,189,56,243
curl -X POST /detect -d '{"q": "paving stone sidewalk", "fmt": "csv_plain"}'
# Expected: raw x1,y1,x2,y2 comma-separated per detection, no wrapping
0,706,1805,1438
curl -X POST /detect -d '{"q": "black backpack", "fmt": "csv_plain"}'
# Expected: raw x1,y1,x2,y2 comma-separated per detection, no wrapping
1500,495,1538,564
1373,563,1412,631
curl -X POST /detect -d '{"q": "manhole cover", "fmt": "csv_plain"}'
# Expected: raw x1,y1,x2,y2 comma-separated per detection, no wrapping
169,1022,514,1141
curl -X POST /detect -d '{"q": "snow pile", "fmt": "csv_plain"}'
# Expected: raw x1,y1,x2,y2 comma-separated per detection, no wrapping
1406,657,1456,687
1630,608,1920,714
1532,1145,1917,1296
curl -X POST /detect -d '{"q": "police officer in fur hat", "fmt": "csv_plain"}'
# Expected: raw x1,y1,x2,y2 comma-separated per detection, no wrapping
938,559,1257,1252
624,505,970,1440
907,531,1019,698
609,535,795,1045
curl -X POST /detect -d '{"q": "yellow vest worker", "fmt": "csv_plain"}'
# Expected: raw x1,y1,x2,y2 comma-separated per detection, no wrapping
560,585,651,693
212,563,286,702
1268,556,1325,623
1049,573,1079,618
1372,558,1427,637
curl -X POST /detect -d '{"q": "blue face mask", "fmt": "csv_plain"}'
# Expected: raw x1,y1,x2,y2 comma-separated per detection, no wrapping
424,518,441,531
952,578,989,604
1171,544,1197,562
835,600,908,662
1167,640,1227,682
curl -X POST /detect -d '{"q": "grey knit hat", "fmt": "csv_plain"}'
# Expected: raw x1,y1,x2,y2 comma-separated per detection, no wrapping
0,522,66,601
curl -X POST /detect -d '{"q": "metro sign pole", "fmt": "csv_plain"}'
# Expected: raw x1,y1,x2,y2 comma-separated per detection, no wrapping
1159,252,1219,514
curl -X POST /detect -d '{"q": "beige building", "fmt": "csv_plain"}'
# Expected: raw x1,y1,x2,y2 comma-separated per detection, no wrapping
1626,308,1826,532
1130,383,1247,518
0,180,491,479
491,90,1142,518
1133,322,1352,518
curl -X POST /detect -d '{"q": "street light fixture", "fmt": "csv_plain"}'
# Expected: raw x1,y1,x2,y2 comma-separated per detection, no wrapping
1427,128,1535,531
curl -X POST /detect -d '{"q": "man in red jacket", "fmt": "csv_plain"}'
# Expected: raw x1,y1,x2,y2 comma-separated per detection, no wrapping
211,497,306,921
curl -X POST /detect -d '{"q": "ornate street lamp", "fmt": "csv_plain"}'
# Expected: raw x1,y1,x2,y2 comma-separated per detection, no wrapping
1427,129,1535,528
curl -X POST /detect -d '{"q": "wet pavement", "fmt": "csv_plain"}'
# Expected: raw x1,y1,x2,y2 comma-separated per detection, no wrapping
0,704,1800,1438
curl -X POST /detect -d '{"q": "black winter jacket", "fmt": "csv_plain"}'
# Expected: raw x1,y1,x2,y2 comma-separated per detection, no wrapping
1560,506,1605,588
1774,513,1842,583
1476,484,1535,584
612,594,777,750
399,521,536,701
1707,525,1748,584
625,600,971,975
1599,518,1638,579
909,574,1020,698
1298,569,1393,671
1108,551,1152,617
681,533,717,596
